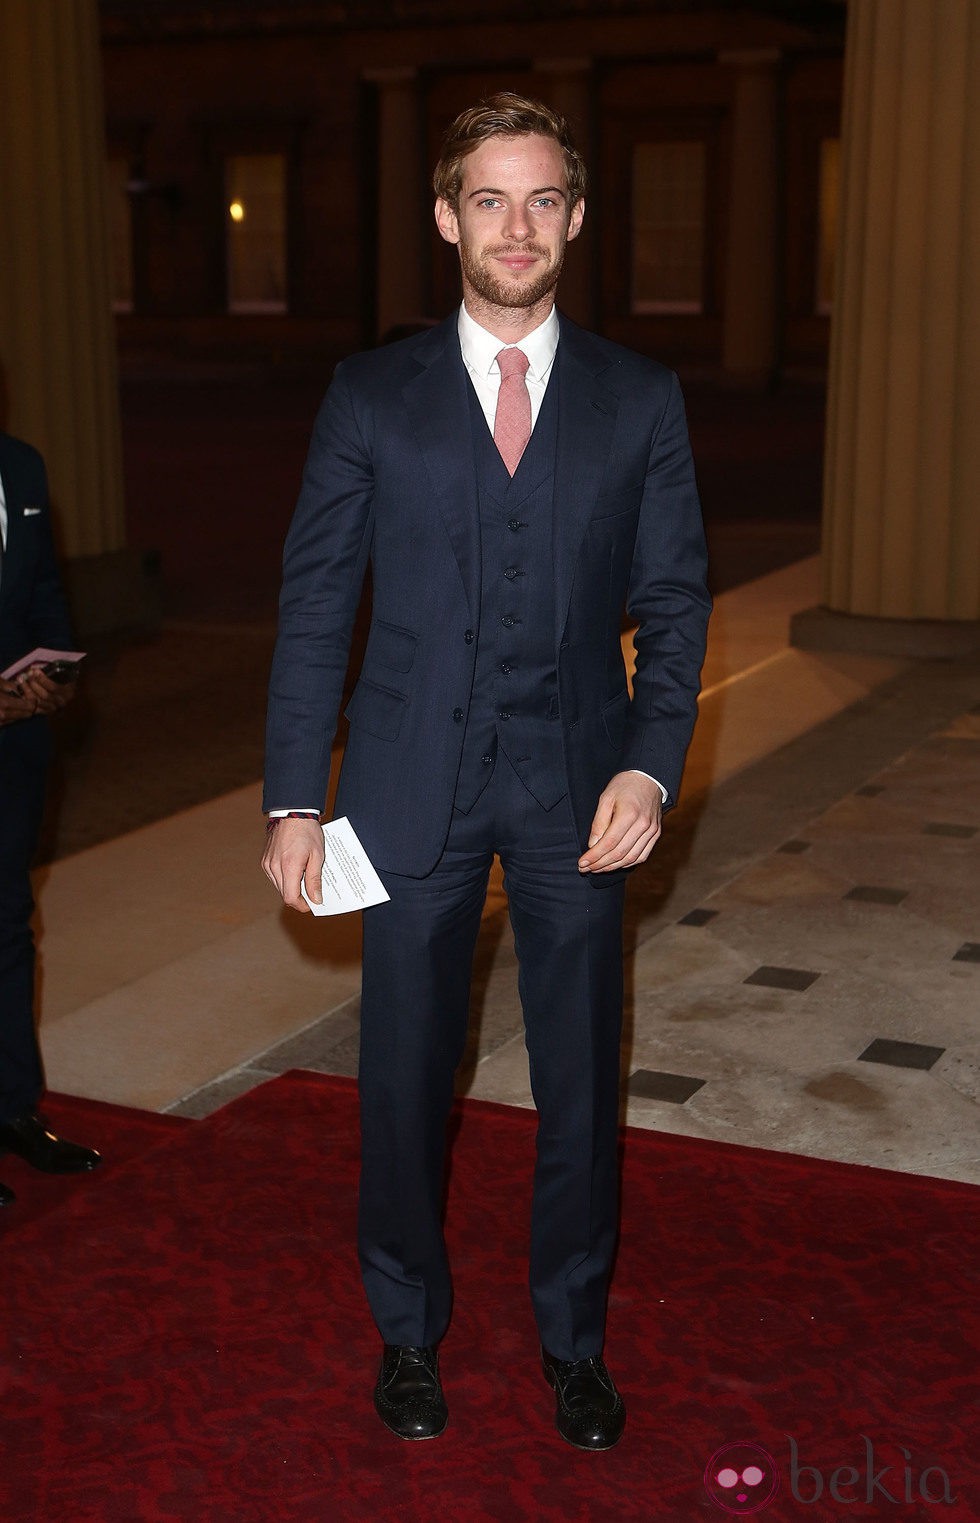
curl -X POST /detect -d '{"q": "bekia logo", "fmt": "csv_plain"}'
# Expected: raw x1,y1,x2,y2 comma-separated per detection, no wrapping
704,1436,957,1511
704,1441,779,1514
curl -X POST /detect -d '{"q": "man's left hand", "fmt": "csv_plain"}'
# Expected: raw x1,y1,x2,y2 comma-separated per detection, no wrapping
18,665,77,717
579,772,662,873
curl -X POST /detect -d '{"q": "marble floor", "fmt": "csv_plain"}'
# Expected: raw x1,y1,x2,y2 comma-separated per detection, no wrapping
33,556,980,1184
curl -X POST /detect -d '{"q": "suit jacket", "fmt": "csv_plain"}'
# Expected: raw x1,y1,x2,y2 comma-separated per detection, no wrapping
264,311,711,878
0,432,73,687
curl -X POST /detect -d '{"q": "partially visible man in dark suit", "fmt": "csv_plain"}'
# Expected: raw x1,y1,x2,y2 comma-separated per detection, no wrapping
0,430,100,1206
263,94,710,1449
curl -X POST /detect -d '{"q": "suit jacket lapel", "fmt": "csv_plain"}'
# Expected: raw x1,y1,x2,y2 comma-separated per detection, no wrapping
553,317,620,645
401,319,481,624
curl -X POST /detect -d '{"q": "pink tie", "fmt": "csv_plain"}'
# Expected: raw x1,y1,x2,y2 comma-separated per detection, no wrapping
493,347,531,476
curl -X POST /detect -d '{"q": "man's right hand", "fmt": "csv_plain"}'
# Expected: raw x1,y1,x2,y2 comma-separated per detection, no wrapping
261,816,325,912
0,682,41,727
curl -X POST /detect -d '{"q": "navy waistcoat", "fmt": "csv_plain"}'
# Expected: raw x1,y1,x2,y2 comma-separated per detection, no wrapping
454,369,567,813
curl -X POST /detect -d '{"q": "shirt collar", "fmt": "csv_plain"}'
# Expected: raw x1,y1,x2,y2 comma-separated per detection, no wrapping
457,302,560,382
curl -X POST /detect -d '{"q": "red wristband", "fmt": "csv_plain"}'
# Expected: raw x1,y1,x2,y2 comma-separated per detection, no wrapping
265,811,320,832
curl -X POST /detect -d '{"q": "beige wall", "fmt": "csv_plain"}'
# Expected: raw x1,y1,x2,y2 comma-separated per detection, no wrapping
0,0,125,561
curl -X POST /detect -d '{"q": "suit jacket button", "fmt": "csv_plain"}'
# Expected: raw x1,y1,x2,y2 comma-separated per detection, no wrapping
464,629,474,643
481,753,493,765
452,707,464,722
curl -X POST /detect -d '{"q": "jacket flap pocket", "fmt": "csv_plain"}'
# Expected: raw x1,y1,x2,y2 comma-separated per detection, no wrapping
344,676,407,741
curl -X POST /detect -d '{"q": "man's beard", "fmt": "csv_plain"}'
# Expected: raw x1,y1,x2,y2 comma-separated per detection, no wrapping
459,239,565,310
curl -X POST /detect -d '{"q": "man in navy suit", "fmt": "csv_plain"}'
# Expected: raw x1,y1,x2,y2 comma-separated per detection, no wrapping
263,94,710,1448
0,431,101,1207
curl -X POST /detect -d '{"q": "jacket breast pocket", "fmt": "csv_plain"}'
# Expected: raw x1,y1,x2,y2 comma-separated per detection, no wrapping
362,618,418,674
344,677,407,741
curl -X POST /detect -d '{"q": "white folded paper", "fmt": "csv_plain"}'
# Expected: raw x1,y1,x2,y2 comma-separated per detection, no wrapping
300,817,390,916
2,646,86,681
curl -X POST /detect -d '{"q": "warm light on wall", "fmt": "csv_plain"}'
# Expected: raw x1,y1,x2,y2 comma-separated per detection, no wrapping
224,153,287,312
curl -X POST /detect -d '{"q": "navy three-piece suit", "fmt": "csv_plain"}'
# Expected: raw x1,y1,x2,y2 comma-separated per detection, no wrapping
264,311,710,1358
0,433,74,1124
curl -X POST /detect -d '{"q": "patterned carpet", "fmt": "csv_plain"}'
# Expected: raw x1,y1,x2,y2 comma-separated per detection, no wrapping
4,1072,977,1521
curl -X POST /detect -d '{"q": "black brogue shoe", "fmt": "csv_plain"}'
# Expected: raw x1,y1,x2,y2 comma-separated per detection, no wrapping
542,1349,626,1450
373,1344,448,1440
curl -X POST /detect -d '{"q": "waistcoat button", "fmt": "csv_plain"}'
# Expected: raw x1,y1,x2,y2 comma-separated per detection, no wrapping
452,707,464,721
463,628,474,643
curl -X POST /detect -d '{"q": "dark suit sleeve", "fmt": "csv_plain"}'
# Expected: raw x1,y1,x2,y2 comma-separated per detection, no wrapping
620,373,711,805
25,456,74,651
0,439,74,668
263,363,375,810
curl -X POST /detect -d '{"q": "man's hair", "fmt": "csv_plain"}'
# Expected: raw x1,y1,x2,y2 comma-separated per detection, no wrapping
433,91,587,213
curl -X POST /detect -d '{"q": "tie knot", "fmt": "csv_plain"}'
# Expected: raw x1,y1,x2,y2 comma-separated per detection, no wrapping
497,347,529,380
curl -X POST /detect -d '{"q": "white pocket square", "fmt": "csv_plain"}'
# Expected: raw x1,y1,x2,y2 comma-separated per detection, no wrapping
23,506,42,516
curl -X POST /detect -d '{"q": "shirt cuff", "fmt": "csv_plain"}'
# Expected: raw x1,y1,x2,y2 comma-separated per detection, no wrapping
266,808,320,818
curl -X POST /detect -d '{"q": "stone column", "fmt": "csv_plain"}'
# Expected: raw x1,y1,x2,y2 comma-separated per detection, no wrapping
0,0,144,633
813,0,980,637
368,68,425,339
720,50,781,384
533,58,594,328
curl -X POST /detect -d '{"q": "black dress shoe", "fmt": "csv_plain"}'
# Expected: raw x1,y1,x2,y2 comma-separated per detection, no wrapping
0,1113,101,1174
542,1349,626,1450
374,1344,448,1440
0,1180,14,1207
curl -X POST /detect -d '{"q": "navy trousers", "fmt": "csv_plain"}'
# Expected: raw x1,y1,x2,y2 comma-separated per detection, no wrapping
357,753,625,1360
0,719,48,1122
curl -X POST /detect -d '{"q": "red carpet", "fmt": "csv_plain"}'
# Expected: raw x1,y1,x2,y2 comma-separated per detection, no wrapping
3,1072,978,1522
